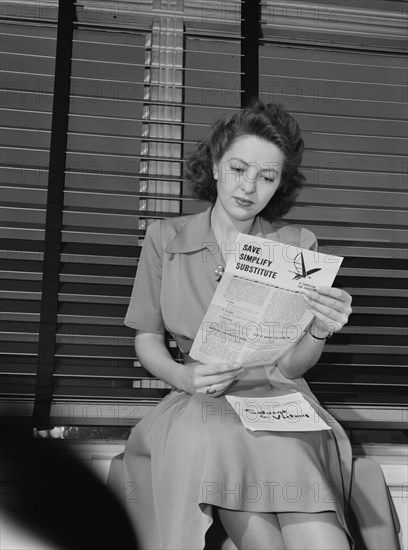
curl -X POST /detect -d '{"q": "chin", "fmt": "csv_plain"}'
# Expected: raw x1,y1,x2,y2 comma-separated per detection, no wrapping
231,211,256,223
232,204,258,216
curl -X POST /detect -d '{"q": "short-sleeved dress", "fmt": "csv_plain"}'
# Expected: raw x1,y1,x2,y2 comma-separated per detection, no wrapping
123,206,354,550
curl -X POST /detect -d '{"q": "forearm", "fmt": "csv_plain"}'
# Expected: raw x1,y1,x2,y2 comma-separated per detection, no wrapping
277,286,353,379
135,330,244,396
135,330,187,390
276,322,329,379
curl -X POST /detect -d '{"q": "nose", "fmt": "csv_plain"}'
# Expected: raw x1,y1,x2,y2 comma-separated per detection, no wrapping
241,165,257,193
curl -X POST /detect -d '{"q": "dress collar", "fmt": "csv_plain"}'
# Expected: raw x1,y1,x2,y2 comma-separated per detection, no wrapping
165,205,282,253
165,205,214,253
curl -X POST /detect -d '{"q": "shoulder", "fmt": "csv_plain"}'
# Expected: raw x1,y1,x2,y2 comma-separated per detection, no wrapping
145,210,208,251
160,213,194,235
145,213,191,236
261,218,318,251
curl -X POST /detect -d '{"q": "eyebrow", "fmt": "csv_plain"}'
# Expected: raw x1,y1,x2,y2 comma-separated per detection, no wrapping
229,157,279,177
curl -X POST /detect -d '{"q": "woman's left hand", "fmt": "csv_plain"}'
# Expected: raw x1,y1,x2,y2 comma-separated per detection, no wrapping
305,286,352,336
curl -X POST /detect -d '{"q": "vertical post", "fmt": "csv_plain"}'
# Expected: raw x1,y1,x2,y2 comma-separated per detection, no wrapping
33,0,75,429
241,0,261,107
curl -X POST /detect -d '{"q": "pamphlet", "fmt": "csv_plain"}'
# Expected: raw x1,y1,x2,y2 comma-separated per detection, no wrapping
190,233,343,367
225,392,332,432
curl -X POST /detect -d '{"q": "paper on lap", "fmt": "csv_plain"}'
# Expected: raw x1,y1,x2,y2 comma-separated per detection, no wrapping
225,392,332,432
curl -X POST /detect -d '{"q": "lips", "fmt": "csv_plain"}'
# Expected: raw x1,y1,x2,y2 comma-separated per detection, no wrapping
234,197,253,206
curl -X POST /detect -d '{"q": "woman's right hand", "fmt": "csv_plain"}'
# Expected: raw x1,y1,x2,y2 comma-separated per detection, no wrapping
178,361,244,397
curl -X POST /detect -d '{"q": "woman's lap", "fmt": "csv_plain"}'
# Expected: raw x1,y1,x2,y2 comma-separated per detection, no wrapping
122,388,352,548
126,389,344,514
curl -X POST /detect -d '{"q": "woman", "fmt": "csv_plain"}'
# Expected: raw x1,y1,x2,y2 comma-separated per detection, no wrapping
123,100,353,549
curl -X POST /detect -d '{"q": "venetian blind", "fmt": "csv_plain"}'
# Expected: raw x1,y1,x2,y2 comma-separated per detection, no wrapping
259,0,407,427
0,0,244,427
0,14,58,414
50,2,244,426
53,25,148,409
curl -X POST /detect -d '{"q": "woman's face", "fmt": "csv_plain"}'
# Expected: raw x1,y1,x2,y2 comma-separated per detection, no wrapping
213,135,284,222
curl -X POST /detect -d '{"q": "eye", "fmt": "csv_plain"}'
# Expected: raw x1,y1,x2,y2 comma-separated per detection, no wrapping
262,176,276,183
230,163,245,173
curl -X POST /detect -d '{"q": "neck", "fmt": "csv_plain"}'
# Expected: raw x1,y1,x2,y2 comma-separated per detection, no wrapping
210,201,256,262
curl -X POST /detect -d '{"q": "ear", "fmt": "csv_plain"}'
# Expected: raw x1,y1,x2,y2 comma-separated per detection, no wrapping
213,163,219,180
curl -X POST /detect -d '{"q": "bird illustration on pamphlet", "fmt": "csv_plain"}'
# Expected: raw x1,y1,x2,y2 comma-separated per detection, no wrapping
290,252,322,280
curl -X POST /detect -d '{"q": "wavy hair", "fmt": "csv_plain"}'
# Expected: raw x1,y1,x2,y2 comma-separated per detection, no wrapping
184,99,305,221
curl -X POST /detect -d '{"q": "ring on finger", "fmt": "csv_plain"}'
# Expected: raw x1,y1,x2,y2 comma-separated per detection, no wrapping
206,385,216,395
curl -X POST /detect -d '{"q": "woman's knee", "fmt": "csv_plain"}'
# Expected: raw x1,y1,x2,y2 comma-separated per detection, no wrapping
218,509,286,550
278,511,350,550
